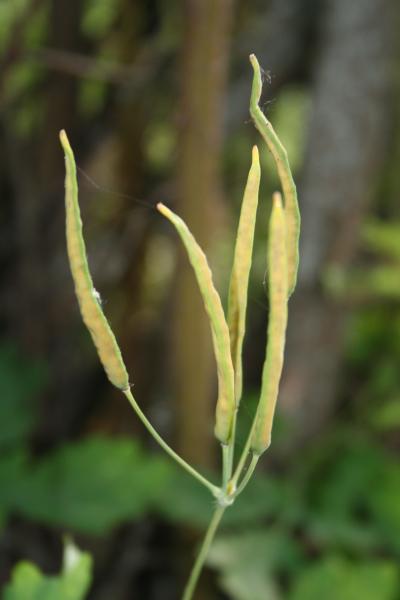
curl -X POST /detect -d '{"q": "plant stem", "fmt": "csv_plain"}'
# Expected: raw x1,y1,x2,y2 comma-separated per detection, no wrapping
123,389,219,497
182,504,226,600
234,453,259,497
221,443,232,489
230,415,258,489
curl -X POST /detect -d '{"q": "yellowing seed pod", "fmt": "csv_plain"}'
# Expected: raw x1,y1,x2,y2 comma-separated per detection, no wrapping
249,54,300,297
251,192,288,455
60,130,129,391
157,203,235,444
228,145,260,405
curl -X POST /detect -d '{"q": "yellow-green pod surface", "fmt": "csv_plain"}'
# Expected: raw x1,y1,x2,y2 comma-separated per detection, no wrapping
157,203,235,444
249,54,300,297
251,192,288,455
228,145,260,405
60,130,129,391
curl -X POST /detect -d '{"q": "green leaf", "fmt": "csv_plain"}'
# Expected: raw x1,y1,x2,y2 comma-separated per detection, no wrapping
369,399,400,431
290,557,398,600
324,265,400,300
0,343,46,447
3,540,92,600
369,462,400,553
14,436,171,535
0,449,28,509
208,529,303,600
156,468,287,529
362,220,400,260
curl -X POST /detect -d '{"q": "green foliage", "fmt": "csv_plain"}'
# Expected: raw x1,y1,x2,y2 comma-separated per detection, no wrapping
11,436,172,535
0,343,46,447
325,219,400,301
362,219,400,260
208,529,303,600
3,540,92,600
82,0,120,39
157,468,286,529
290,557,398,600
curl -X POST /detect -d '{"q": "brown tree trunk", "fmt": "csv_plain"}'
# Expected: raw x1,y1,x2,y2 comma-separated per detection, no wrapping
171,0,234,471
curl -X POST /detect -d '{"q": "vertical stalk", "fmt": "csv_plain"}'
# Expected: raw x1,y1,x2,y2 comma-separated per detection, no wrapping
221,443,231,489
234,454,259,497
182,505,226,600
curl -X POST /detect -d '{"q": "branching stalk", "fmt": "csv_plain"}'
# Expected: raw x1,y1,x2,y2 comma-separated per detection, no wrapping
124,389,219,497
61,52,300,600
234,453,259,497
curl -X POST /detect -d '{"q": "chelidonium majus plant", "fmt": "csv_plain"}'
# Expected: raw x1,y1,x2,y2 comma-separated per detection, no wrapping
60,54,300,600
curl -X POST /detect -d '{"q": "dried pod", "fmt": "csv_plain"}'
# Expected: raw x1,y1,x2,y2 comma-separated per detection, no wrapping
157,203,235,444
228,145,260,405
249,54,300,296
60,130,129,391
251,192,288,455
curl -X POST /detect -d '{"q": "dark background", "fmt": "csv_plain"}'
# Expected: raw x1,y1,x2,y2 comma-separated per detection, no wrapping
1,0,400,599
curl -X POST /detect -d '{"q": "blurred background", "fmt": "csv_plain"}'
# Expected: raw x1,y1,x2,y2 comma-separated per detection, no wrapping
1,0,400,598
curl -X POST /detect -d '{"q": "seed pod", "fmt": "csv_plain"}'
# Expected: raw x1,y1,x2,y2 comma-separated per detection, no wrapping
157,203,235,444
60,130,129,391
251,192,288,455
249,54,300,297
228,145,260,405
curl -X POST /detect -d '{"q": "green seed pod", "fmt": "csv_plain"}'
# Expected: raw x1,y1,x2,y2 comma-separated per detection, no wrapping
60,130,130,391
249,54,300,296
228,145,260,405
157,203,235,444
251,192,288,455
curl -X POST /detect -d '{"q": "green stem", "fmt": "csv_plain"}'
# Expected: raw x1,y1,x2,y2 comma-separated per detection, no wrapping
234,453,259,497
182,504,226,600
123,389,219,497
230,415,258,489
221,443,231,489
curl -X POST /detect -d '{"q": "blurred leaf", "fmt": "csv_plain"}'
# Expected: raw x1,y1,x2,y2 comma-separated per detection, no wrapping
325,265,400,300
208,529,303,600
155,469,213,527
345,309,400,367
368,399,400,430
3,539,92,600
157,468,291,529
0,450,28,527
369,462,400,553
362,220,400,260
290,556,398,600
82,0,119,39
144,121,176,173
14,436,172,535
0,1,27,52
311,443,383,518
305,515,384,554
268,87,310,174
0,343,47,447
78,80,107,117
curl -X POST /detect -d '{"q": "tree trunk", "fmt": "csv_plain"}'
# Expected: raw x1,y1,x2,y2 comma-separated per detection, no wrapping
279,0,391,446
171,0,234,470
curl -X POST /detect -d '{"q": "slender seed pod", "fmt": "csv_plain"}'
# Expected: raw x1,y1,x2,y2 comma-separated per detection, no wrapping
227,145,260,405
251,192,288,455
249,54,300,296
157,203,235,444
60,130,130,391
